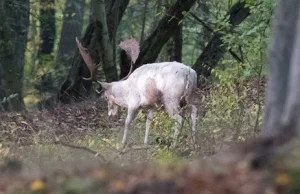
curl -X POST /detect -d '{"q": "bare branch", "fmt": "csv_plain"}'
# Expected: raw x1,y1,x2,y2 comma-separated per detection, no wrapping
54,140,107,163
189,12,213,32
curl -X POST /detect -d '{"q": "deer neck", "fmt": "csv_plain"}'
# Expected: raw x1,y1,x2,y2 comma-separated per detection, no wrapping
111,80,130,108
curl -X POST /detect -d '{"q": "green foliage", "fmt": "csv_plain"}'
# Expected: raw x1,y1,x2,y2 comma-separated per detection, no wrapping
218,0,274,80
200,74,264,148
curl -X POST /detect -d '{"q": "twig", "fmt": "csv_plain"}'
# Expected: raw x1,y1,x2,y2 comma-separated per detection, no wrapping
54,140,107,163
189,13,214,32
119,145,152,155
229,48,244,64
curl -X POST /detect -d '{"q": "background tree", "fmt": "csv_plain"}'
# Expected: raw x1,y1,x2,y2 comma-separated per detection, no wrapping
56,0,86,69
236,0,300,170
57,0,130,103
193,1,250,78
39,0,56,57
263,0,300,138
91,0,118,82
0,0,29,111
134,0,196,69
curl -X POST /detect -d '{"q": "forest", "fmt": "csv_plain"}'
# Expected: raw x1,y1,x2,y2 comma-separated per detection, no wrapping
1,0,300,193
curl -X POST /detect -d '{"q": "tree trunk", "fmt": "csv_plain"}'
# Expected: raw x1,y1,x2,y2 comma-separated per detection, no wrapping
106,0,129,40
263,0,300,139
173,23,183,62
140,0,149,44
58,21,101,104
56,0,86,68
39,0,56,55
134,0,196,69
0,62,8,111
57,0,129,103
106,0,130,79
119,50,131,79
166,37,174,61
198,0,211,51
235,0,300,169
91,0,117,82
28,1,39,75
0,0,29,111
193,1,250,78
151,0,163,30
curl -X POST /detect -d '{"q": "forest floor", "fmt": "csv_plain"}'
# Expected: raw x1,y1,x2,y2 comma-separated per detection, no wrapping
0,78,299,193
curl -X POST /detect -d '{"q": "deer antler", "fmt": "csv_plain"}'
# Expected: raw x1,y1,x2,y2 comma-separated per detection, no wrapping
76,37,97,81
119,38,140,80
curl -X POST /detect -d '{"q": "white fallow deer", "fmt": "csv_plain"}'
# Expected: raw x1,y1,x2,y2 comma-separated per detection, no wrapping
76,37,198,148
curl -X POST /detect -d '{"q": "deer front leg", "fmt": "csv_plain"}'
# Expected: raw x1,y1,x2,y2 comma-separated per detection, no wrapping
122,107,138,148
144,109,154,144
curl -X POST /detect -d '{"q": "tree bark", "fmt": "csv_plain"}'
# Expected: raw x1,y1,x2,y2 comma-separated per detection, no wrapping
28,2,39,76
198,0,211,51
58,21,101,103
151,0,163,30
140,0,149,44
173,23,183,62
134,0,196,69
0,0,29,111
193,1,250,77
39,0,56,55
263,0,300,138
56,0,86,68
234,0,300,170
106,0,130,79
57,0,129,103
0,62,8,111
106,0,130,40
91,0,117,82
119,50,131,79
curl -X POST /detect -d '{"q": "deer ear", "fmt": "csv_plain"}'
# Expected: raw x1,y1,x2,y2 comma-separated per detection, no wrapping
97,81,111,90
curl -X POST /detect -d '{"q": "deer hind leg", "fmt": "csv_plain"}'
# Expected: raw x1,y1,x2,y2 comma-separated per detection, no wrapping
122,107,138,148
144,109,154,144
164,101,183,144
189,104,198,145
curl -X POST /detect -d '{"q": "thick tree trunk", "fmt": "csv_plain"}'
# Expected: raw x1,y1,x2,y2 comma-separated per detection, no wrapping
235,0,300,169
56,0,86,68
198,0,211,51
263,0,300,138
106,0,130,40
0,62,8,111
151,0,163,30
193,1,250,77
58,21,101,103
173,23,183,62
119,50,131,79
134,0,196,69
91,0,117,82
57,0,129,103
39,0,56,55
28,2,39,75
106,0,130,77
140,0,149,44
0,0,29,111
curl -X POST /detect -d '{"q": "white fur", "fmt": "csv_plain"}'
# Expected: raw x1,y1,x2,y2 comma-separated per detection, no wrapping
100,61,198,148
